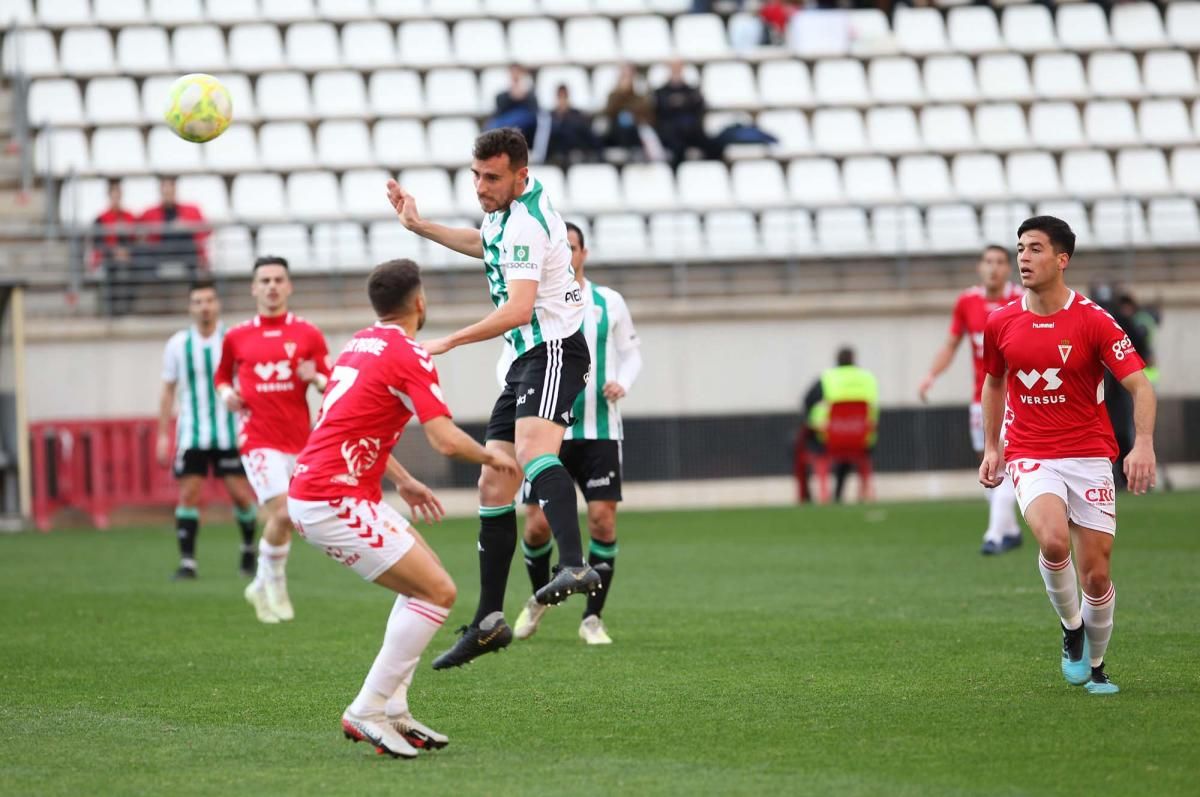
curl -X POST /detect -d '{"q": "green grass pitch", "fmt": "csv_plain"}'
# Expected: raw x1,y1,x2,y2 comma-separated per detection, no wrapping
2,493,1199,796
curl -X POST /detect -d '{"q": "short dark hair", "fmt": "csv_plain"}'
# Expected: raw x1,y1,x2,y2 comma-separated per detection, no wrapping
983,244,1010,262
106,178,121,191
836,346,855,367
253,255,289,275
368,259,423,317
1017,216,1075,258
473,127,528,169
189,278,217,295
564,221,585,250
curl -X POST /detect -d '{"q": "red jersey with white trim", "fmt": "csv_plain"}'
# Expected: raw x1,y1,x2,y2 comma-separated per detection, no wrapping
950,283,1024,401
289,323,452,503
214,312,331,455
982,290,1145,462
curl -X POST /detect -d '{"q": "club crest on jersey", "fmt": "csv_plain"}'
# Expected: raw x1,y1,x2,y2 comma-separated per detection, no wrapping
1058,340,1072,364
333,437,382,487
284,341,297,359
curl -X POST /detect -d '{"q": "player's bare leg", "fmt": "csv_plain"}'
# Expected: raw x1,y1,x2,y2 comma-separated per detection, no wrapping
514,504,554,640
223,475,259,576
517,417,601,605
245,494,295,623
1024,494,1089,685
172,475,205,580
1070,522,1119,694
579,500,618,644
978,452,1022,555
344,544,455,758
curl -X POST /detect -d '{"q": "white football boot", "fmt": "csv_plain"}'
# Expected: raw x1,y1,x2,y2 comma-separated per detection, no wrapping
264,576,294,621
243,580,279,624
389,713,449,750
513,595,549,640
341,709,419,759
579,615,612,645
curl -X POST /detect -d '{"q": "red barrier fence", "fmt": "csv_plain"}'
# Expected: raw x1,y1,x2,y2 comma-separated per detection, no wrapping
30,418,229,530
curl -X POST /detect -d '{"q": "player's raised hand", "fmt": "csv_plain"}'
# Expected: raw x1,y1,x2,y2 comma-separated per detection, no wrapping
602,381,626,401
978,449,1005,488
396,476,446,524
487,450,521,481
386,179,422,231
1123,442,1156,495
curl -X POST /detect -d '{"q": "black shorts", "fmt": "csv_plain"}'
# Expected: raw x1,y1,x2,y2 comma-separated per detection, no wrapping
485,330,591,443
174,448,245,479
524,439,623,504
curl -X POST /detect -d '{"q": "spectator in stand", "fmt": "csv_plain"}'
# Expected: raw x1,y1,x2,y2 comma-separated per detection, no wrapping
653,59,721,167
92,179,138,316
489,65,539,148
604,64,655,154
760,0,800,44
545,84,600,166
138,176,210,282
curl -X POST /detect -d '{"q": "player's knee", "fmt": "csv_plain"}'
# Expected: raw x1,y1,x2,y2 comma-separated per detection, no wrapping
587,507,616,543
524,511,552,545
1038,537,1071,562
427,574,457,609
1080,564,1111,598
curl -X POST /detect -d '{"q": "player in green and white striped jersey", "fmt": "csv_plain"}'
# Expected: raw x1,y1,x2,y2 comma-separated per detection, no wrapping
156,281,259,581
509,222,642,645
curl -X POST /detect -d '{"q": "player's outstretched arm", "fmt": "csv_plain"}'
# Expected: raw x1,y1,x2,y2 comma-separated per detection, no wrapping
978,372,1006,488
919,333,964,402
1120,371,1157,495
422,279,537,356
386,179,484,259
156,381,176,466
422,416,520,477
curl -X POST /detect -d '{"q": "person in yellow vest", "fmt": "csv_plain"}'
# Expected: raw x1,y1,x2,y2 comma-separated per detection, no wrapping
801,346,880,502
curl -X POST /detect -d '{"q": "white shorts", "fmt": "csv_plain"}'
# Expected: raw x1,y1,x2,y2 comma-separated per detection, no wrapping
969,402,984,453
1006,457,1117,534
242,448,298,504
288,497,417,582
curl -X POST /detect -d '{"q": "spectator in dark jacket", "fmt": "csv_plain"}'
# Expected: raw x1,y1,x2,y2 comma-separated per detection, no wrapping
604,63,655,152
489,65,539,146
138,176,210,281
653,59,721,166
92,179,138,316
545,84,600,166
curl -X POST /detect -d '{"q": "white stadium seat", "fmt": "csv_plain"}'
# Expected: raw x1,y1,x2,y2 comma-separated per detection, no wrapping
813,59,870,106
373,119,429,169
397,168,457,217
229,24,286,72
1147,198,1200,245
893,7,948,55
952,153,1008,202
453,19,508,68
211,73,257,123
788,158,844,207
176,175,230,222
148,0,202,24
286,22,341,70
567,164,623,214
398,21,454,69
812,109,868,156
317,0,373,22
1138,100,1194,146
28,80,84,126
508,18,564,66
676,161,733,211
212,225,253,274
1036,200,1093,243
974,103,1030,151
921,105,976,152
94,0,147,27
787,9,852,58
1143,51,1198,98
261,0,318,22
536,66,592,112
981,202,1031,248
704,211,760,258
675,14,731,61
872,206,927,254
897,155,953,203
1111,2,1167,50
38,0,91,26
758,110,812,157
172,25,229,73
342,169,395,220
257,224,312,272
1,29,58,77
529,165,567,211
869,56,924,105
591,214,649,263
374,0,430,20
843,156,898,204
758,61,813,108
427,117,480,167
1001,4,1057,53
287,171,343,220
370,70,425,117
542,0,592,16
1006,151,1061,200
761,209,816,258
312,71,368,119
1061,150,1118,199
35,129,89,177
485,0,540,17
203,124,259,173
648,212,704,260
563,17,619,65
257,121,316,171
207,0,259,24
342,22,397,69
1092,199,1149,247
1166,2,1200,48
92,127,147,175
60,28,116,76
425,69,481,116
148,126,204,173
1170,147,1200,195
1056,3,1111,51
115,26,170,75
1029,102,1084,149
1088,52,1143,99
315,120,374,169
367,221,424,269
977,54,1034,101
621,163,677,213
1032,53,1088,100
430,0,482,19
454,167,482,216
702,62,758,111
313,222,369,271
1084,101,1140,148
866,107,921,155
619,15,673,64
1116,149,1172,197
0,0,33,25
924,55,979,103
257,72,312,120
731,160,788,209
947,6,1003,54
817,208,870,254
927,204,982,252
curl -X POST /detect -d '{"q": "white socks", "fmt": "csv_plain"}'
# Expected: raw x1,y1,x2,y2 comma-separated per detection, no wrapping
1038,553,1082,630
256,538,290,581
349,595,449,718
1083,583,1116,667
983,478,1020,543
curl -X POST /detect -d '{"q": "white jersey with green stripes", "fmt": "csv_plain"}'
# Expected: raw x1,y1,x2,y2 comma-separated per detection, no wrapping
479,176,584,356
162,324,238,451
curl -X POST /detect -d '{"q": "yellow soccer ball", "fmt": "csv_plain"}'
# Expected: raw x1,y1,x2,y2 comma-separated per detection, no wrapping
163,73,233,143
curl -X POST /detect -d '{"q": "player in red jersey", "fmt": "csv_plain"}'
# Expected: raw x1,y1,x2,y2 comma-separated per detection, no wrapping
919,246,1025,555
980,216,1156,695
288,259,519,758
214,256,332,624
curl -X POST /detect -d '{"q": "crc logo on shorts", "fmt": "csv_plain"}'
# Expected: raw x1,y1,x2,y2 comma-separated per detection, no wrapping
1085,484,1116,505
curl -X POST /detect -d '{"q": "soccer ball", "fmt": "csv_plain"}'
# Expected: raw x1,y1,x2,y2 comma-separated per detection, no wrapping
163,74,232,143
